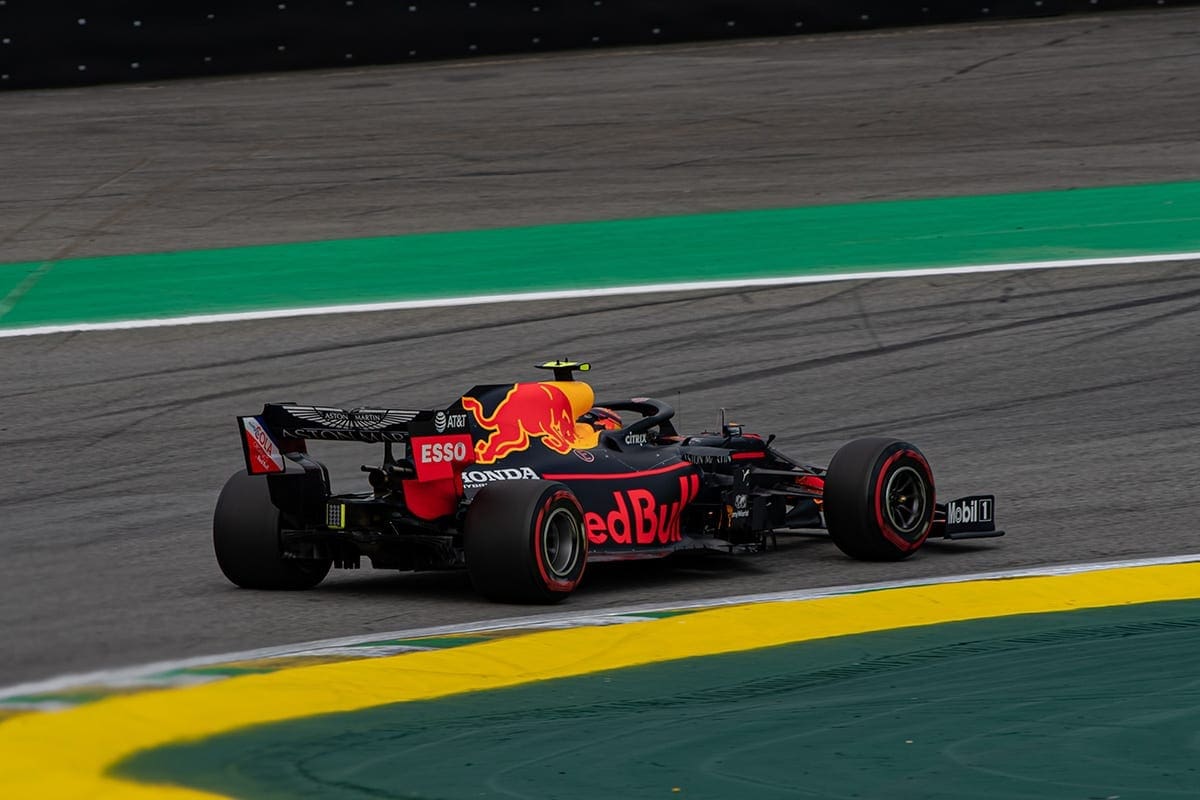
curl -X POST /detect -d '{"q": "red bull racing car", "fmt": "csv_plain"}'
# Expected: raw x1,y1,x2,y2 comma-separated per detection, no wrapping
215,361,1002,602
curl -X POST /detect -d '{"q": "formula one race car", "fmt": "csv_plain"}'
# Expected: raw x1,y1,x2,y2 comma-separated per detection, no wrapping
215,361,1002,602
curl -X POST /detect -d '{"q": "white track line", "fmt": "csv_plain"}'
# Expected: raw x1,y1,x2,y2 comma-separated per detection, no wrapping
2,553,1198,702
3,251,1199,339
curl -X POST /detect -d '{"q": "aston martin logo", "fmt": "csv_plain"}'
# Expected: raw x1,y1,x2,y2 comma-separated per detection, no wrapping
281,405,418,430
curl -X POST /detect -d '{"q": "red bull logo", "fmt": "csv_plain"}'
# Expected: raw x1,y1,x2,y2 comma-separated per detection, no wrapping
584,474,700,546
462,382,600,464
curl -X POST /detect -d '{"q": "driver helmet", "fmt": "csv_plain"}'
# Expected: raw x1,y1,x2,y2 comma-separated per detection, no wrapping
581,406,622,431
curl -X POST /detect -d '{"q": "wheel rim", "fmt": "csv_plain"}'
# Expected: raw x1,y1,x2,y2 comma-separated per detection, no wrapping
541,506,581,579
882,465,929,539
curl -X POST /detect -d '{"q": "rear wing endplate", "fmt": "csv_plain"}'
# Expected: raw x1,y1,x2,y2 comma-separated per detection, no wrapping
239,415,288,475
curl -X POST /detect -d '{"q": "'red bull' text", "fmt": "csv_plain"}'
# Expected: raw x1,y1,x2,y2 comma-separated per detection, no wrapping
584,474,700,545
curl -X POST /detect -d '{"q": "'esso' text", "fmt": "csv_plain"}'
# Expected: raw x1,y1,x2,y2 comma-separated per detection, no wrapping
420,440,468,463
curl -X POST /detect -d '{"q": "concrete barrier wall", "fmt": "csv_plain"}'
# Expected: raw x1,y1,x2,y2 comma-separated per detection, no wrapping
2,1,1196,90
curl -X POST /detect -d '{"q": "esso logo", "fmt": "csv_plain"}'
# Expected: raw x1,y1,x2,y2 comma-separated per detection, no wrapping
420,440,468,463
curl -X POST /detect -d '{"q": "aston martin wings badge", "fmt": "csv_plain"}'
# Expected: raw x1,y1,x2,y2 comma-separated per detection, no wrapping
280,405,419,430
263,404,423,441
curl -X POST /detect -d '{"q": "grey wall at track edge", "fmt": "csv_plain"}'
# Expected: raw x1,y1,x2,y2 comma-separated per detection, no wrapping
6,1,1194,90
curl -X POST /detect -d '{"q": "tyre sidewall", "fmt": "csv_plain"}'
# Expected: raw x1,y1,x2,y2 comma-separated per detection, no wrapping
465,480,587,603
825,437,935,561
530,488,587,595
213,470,331,590
869,445,935,553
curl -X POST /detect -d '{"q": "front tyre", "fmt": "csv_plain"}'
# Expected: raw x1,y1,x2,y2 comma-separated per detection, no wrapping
465,480,587,603
213,471,331,590
824,437,935,561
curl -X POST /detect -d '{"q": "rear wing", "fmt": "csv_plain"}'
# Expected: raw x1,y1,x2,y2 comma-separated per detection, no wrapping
238,403,474,477
238,403,422,476
260,403,422,443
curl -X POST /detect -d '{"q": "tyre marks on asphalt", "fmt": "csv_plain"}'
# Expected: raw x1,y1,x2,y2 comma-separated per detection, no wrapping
2,260,1200,685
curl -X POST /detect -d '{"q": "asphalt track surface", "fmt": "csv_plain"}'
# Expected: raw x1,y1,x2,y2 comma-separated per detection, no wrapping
4,9,1200,262
2,9,1199,686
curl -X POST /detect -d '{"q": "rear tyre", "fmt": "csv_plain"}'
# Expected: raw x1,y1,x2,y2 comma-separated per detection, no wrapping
213,471,331,590
465,480,587,603
824,437,935,561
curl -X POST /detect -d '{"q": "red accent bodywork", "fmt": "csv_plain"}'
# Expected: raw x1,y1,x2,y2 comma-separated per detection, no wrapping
795,475,824,494
405,434,474,521
411,435,474,481
403,478,460,521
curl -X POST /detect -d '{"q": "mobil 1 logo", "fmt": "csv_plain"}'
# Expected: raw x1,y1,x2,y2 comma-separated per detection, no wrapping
945,494,995,533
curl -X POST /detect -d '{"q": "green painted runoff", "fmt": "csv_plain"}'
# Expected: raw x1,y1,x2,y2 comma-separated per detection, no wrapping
118,599,1200,800
3,181,1200,329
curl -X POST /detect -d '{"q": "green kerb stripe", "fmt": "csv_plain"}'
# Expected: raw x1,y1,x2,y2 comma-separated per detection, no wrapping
116,600,1200,800
3,181,1200,329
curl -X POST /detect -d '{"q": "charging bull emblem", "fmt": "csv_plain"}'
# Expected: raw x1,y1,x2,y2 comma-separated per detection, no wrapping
462,382,600,464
